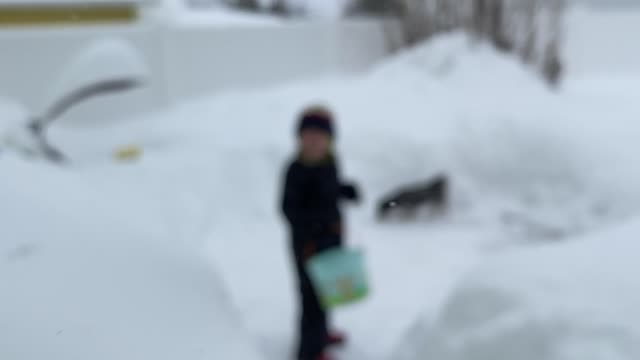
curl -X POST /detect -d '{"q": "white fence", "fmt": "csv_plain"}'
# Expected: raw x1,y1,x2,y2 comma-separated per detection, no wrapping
0,18,391,125
163,20,390,102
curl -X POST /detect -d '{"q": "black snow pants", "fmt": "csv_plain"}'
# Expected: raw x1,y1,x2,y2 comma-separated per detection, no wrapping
292,232,342,360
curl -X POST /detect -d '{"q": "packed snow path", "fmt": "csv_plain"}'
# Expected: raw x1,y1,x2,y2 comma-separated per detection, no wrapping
207,215,489,360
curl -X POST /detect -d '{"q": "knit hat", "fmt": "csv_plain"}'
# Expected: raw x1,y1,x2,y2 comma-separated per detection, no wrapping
297,105,334,137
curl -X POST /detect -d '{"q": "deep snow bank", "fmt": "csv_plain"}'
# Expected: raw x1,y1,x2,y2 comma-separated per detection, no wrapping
348,32,640,241
40,28,640,240
0,156,262,360
387,8,640,359
395,217,640,360
2,6,639,360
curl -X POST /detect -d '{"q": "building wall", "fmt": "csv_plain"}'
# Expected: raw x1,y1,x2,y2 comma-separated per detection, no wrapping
0,3,391,125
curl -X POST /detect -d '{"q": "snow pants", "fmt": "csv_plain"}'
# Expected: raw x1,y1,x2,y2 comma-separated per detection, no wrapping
291,233,341,360
293,254,328,360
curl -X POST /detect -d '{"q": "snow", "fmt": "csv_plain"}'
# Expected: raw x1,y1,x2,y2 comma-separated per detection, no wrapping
390,7,640,360
565,6,640,78
2,4,640,360
163,0,282,26
0,98,36,158
0,97,24,136
190,0,350,18
299,0,351,18
394,218,640,360
166,0,352,20
0,154,264,360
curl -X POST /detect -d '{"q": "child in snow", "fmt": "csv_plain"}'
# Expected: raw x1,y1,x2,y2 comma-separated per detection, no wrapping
281,106,360,360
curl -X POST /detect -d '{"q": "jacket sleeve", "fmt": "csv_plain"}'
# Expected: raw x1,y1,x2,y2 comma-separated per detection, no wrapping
281,164,302,226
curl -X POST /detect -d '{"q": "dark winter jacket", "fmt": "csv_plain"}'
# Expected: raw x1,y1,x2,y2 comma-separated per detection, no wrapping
281,155,359,260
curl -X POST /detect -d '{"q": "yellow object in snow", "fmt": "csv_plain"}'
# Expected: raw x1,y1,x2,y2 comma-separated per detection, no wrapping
114,145,142,162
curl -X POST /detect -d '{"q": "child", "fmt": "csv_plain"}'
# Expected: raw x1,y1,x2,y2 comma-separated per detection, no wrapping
281,106,360,360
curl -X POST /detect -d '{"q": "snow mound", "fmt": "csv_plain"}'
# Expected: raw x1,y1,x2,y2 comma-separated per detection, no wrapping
42,31,640,240
0,157,263,360
352,33,640,241
2,7,640,360
0,98,37,158
372,33,543,90
41,38,150,118
395,218,640,360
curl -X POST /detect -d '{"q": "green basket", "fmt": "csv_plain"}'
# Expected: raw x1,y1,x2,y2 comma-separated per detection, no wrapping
306,247,370,310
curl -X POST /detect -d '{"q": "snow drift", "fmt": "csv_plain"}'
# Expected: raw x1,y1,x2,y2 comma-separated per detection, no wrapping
0,155,263,360
387,7,640,360
2,5,640,360
394,217,640,360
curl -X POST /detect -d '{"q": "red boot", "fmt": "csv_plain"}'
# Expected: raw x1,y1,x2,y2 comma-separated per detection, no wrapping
315,353,334,360
327,332,347,347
